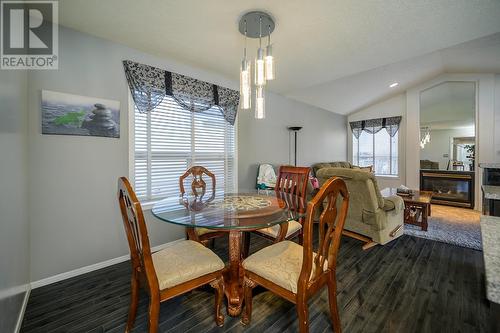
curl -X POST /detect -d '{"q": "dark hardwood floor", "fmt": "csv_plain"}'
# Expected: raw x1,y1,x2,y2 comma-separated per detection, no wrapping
21,234,494,332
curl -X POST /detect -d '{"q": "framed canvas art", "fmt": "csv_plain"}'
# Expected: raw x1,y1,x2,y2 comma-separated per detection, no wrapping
41,90,120,138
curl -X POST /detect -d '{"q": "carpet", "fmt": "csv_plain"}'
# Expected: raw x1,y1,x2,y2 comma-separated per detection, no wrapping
404,204,482,250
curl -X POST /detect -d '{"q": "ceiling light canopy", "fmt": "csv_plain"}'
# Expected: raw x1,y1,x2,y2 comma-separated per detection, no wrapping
239,11,276,119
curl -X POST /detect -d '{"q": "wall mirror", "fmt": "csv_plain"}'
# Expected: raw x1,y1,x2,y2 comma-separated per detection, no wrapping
419,81,476,208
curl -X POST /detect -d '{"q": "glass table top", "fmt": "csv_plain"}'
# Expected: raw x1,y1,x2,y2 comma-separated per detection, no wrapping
151,189,304,230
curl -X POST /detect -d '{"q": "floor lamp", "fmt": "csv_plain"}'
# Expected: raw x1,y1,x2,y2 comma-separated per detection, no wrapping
287,126,302,166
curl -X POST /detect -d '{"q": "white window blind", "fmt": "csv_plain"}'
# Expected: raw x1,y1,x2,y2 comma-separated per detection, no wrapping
352,130,398,176
134,96,236,202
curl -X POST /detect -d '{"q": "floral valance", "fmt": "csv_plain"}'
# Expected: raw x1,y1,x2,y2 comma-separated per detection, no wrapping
349,116,402,139
123,60,239,125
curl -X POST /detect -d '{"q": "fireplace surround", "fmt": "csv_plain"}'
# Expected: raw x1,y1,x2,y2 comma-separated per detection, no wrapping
420,170,475,208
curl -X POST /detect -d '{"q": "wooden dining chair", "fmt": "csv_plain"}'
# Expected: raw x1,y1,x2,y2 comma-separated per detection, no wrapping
118,177,225,333
180,166,227,243
244,166,310,255
241,176,349,333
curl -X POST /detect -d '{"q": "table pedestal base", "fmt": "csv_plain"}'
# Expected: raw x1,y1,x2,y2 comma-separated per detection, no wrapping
223,270,243,316
224,230,244,316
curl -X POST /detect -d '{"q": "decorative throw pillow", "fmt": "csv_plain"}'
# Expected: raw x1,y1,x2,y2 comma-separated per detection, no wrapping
359,166,373,173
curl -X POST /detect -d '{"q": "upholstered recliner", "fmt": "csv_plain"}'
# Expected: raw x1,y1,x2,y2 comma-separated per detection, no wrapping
312,161,356,176
420,159,439,170
316,167,404,246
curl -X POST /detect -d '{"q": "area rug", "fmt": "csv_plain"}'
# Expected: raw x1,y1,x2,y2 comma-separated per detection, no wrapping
404,204,482,250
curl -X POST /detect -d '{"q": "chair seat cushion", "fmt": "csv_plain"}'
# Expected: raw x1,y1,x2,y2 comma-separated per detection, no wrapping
152,240,224,290
196,227,216,236
256,220,302,238
242,240,326,293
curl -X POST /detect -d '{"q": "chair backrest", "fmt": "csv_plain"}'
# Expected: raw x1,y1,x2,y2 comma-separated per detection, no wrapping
312,161,353,176
275,165,310,214
316,167,384,210
299,177,349,287
117,177,159,291
179,166,216,197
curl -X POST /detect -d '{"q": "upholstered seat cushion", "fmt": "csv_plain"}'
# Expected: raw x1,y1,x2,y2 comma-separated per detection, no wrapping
242,240,326,293
256,220,302,238
195,227,216,236
152,240,224,290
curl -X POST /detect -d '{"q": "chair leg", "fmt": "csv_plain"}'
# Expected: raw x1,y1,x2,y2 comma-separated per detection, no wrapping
241,277,255,325
296,296,309,333
298,229,304,245
327,272,342,333
125,273,139,333
148,295,160,333
242,232,251,258
210,276,225,327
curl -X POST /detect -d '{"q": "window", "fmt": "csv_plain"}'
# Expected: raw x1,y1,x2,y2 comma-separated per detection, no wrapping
133,96,236,202
352,130,398,176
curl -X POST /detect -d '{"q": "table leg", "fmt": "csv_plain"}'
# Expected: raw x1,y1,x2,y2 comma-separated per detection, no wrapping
422,204,429,231
225,230,243,316
186,227,198,242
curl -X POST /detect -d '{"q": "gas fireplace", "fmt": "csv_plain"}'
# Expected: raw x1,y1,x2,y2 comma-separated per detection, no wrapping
420,170,475,208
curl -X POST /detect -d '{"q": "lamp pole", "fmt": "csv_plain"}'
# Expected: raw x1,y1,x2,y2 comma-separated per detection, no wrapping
287,126,303,166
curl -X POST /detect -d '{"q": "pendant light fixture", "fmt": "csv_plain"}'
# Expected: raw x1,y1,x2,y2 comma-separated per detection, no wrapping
420,126,431,149
238,11,276,119
240,21,251,109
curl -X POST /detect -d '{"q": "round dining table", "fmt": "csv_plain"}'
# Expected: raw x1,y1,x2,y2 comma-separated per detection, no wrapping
151,190,303,316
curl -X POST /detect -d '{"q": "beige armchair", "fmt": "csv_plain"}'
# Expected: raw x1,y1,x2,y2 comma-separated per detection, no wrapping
316,167,404,248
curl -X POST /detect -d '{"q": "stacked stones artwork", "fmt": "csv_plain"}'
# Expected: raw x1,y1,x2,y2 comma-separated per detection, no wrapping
41,90,120,138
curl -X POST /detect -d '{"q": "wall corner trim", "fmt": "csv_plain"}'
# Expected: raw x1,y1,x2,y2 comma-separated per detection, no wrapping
30,238,185,289
15,288,30,333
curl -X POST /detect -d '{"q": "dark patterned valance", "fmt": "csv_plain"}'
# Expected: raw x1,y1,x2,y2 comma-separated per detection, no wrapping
123,60,239,125
349,116,402,139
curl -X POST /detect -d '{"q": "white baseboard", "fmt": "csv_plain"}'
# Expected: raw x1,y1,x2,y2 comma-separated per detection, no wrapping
30,238,184,289
15,288,30,333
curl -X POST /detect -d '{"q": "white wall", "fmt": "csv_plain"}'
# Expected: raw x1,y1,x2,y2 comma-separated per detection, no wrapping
495,74,500,157
238,94,347,189
0,71,30,332
27,26,238,282
407,74,496,210
420,128,475,170
347,94,406,189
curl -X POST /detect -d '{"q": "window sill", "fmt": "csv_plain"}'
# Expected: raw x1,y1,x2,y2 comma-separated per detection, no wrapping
375,175,400,179
140,199,162,211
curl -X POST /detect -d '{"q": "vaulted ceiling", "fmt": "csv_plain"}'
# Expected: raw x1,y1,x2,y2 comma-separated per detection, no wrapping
58,0,500,114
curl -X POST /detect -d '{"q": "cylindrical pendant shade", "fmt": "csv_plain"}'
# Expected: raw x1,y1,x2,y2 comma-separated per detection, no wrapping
265,44,275,80
255,47,266,86
240,58,251,109
255,86,265,119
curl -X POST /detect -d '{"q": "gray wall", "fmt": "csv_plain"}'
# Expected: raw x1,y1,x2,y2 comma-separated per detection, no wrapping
0,71,30,331
27,26,236,282
238,94,347,189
